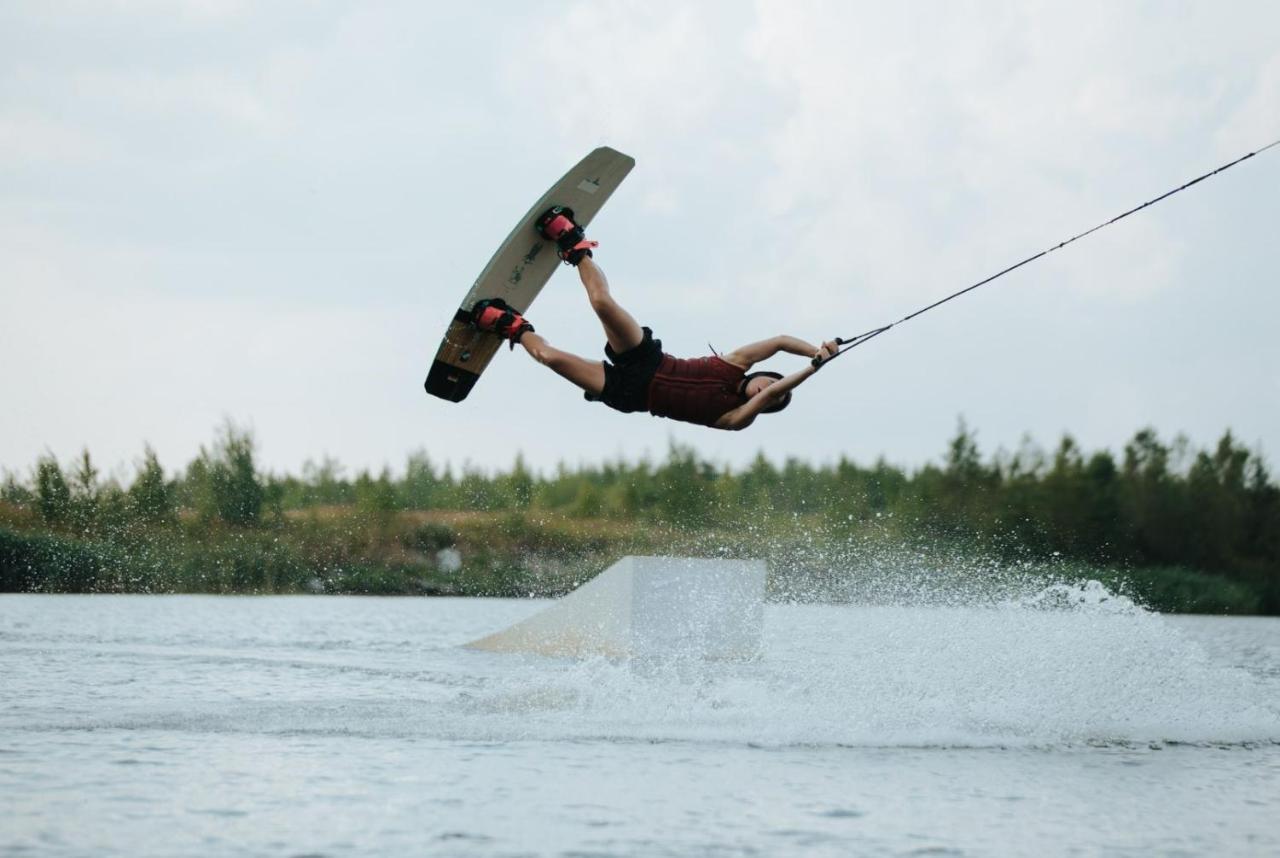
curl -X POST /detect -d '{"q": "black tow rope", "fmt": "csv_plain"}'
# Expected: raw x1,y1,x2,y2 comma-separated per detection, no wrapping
812,138,1280,368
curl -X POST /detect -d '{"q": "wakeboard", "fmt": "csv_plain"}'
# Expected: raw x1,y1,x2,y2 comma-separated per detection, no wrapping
424,146,636,402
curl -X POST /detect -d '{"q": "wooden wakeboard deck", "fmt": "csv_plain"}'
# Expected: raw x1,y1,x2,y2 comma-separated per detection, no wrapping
424,147,636,402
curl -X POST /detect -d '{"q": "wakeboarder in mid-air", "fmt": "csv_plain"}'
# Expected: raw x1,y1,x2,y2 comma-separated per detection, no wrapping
428,141,1280,410
470,210,837,431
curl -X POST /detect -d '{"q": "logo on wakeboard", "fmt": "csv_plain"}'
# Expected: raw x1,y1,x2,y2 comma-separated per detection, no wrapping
508,242,546,286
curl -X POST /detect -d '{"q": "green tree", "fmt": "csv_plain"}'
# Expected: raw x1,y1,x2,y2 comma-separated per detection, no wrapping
1,471,33,505
355,467,398,524
95,482,132,532
654,442,717,526
505,454,535,510
919,417,999,536
69,448,100,530
127,445,174,524
1243,453,1280,611
458,465,503,511
300,455,350,506
568,480,603,518
34,455,72,525
1120,428,1186,565
189,422,264,526
402,450,440,509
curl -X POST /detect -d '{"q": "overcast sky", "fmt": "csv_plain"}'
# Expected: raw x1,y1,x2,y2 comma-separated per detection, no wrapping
2,1,1278,482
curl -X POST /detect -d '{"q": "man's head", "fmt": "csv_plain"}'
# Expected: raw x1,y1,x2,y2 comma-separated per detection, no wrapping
739,371,792,414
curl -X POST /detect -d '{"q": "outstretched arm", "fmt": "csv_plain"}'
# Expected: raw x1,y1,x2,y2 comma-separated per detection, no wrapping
722,335,820,369
715,340,838,430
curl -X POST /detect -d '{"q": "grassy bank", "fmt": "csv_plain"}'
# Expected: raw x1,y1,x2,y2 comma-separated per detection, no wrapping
0,507,674,598
0,506,1266,614
2,421,1275,612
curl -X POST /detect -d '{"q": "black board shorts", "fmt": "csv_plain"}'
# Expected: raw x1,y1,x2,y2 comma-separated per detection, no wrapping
584,326,663,413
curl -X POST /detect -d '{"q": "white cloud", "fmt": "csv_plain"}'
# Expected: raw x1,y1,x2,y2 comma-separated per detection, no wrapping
1216,53,1280,154
74,67,283,137
0,113,100,165
99,0,252,21
2,1,1278,474
506,2,736,147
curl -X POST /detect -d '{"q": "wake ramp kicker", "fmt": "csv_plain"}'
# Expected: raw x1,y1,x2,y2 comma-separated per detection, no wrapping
466,556,766,660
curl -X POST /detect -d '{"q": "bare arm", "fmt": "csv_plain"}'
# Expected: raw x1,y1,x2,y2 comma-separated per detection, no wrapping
714,365,816,430
722,335,819,368
714,340,838,430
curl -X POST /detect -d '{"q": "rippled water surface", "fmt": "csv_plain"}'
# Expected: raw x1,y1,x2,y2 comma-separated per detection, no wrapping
2,593,1279,856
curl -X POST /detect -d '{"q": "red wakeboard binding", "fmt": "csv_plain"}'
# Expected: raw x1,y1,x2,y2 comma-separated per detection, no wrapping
470,298,534,349
536,206,598,266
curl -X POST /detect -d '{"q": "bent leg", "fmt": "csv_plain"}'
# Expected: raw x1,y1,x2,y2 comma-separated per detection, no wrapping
519,332,605,396
577,257,645,353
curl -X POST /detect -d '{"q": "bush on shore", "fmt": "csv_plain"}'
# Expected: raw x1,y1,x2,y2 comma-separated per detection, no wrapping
1,421,1276,613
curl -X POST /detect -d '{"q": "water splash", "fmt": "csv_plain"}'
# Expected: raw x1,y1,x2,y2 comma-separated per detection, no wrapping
456,577,1280,749
10,587,1277,751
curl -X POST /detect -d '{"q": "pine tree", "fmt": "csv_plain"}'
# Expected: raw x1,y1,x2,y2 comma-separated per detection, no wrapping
34,455,72,525
1,471,33,505
69,448,100,530
355,467,398,523
507,453,534,510
402,450,439,509
128,445,174,524
189,422,264,526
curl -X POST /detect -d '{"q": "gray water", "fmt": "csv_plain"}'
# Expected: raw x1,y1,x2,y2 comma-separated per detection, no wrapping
2,590,1278,856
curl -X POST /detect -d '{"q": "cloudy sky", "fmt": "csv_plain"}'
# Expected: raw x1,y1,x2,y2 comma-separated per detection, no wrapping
2,0,1277,482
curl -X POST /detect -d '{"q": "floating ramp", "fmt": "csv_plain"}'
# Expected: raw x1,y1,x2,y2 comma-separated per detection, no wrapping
466,556,767,660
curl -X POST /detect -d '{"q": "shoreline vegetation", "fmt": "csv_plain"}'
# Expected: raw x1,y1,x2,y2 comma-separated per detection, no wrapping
1,422,1276,614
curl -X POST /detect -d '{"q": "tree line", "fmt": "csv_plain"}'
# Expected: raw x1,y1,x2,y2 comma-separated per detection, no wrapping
2,420,1277,610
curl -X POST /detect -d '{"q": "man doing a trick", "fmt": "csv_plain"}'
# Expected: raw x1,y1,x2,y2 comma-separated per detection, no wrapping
470,210,836,431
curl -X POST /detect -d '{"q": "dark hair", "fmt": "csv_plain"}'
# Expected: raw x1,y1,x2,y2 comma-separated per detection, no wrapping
739,371,792,414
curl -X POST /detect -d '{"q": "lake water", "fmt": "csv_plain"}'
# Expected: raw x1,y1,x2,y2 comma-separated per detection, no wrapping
2,589,1278,856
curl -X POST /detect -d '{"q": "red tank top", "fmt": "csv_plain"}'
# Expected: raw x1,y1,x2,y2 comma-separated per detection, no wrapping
646,355,746,428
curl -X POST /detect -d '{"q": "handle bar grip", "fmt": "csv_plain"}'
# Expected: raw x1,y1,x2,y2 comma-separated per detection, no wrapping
811,337,845,368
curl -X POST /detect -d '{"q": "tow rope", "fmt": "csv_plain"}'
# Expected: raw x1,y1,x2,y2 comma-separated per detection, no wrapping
813,138,1280,368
